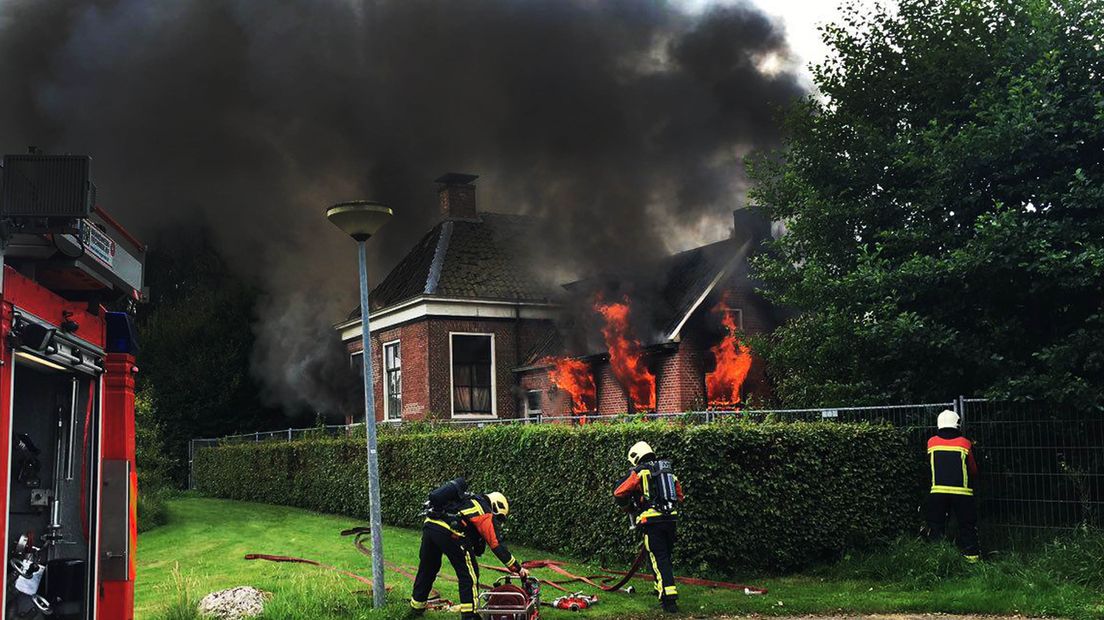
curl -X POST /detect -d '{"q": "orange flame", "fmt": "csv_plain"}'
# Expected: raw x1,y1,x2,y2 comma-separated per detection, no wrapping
541,357,596,413
594,297,656,411
705,297,753,408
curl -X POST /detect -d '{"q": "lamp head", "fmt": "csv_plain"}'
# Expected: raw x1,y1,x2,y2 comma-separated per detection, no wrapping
326,201,392,241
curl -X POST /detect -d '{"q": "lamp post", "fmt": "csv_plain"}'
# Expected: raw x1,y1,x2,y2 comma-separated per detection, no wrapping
326,200,393,608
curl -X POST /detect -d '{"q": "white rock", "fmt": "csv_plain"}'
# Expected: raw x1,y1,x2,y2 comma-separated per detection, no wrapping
197,586,271,619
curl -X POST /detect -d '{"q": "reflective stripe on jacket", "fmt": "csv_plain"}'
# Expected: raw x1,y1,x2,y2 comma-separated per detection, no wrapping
424,496,520,570
928,432,978,495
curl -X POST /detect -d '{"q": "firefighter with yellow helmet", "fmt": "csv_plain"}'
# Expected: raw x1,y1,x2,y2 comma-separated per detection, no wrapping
411,479,527,619
614,441,684,613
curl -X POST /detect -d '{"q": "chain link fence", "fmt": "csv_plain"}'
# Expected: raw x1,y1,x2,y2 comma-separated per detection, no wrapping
188,398,1103,536
962,398,1103,535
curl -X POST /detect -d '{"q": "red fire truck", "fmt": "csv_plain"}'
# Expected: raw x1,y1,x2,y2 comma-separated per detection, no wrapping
0,154,143,619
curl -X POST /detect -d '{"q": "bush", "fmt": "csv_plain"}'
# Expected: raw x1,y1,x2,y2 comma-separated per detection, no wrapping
194,421,916,573
136,389,174,531
138,487,171,533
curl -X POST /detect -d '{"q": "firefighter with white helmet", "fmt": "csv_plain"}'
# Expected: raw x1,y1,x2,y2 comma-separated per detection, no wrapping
614,441,684,613
411,479,527,619
925,409,980,562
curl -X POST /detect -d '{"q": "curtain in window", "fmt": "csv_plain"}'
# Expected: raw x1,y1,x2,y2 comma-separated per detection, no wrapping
452,336,493,414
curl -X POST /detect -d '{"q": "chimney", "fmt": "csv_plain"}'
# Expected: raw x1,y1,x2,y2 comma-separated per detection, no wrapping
732,207,771,251
435,172,479,220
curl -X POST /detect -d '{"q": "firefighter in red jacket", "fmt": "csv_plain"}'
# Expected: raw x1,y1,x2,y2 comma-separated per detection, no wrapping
410,489,528,619
925,409,980,562
614,441,684,613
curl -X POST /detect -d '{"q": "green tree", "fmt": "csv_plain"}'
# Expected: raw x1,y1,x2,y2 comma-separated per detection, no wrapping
748,0,1104,409
137,228,281,484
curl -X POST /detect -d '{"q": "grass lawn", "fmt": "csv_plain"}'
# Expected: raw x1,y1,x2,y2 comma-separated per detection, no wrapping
136,497,1103,619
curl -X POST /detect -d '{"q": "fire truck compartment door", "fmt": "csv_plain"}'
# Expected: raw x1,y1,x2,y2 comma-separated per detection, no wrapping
100,459,130,581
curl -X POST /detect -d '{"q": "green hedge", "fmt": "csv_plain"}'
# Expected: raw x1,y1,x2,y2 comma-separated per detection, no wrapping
194,421,917,572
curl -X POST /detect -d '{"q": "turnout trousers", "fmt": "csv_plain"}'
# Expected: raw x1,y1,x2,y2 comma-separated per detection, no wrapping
410,525,481,619
925,492,980,559
641,520,678,602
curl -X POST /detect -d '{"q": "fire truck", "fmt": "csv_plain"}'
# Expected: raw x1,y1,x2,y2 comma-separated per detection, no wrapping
0,153,143,619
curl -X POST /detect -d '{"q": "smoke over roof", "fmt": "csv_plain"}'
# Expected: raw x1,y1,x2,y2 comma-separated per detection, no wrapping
0,0,804,417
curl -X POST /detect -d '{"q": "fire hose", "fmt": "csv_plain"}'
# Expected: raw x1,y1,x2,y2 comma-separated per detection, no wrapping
243,525,767,607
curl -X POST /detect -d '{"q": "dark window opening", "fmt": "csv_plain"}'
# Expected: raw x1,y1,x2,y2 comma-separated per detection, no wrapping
525,389,543,414
452,334,493,415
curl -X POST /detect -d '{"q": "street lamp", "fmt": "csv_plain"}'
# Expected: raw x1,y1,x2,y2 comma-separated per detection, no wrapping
326,200,392,608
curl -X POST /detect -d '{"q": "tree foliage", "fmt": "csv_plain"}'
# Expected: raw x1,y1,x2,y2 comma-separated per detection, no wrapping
137,228,282,484
749,0,1104,409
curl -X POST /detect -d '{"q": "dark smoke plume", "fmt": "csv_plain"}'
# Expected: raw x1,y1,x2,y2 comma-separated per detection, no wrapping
0,0,803,416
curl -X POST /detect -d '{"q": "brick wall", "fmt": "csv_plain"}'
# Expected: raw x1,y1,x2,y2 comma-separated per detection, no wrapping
348,316,554,421
595,361,630,414
518,369,574,418
717,285,774,335
655,345,706,413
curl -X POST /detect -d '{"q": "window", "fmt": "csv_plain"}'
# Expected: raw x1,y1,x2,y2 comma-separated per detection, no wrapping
525,390,543,415
350,352,365,419
451,333,494,416
384,341,402,420
724,308,744,331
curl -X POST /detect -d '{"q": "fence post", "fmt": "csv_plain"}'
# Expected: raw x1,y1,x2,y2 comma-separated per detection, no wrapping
187,439,194,490
956,395,966,427
287,428,293,441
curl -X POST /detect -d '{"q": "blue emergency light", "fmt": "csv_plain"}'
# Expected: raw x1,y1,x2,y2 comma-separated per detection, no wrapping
105,312,139,354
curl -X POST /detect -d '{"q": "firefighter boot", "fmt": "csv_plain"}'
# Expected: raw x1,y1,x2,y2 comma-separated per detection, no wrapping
662,597,679,613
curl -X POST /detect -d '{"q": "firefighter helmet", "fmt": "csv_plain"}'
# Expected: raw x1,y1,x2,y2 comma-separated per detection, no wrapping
937,409,960,429
627,441,655,467
486,491,510,517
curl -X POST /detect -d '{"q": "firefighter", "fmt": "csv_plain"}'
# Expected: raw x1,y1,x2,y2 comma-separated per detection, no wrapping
410,488,528,619
924,409,981,562
614,441,684,613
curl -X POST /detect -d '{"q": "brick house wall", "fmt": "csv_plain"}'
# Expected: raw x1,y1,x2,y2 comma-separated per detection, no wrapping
517,371,574,419
595,362,630,414
654,344,706,413
351,315,554,421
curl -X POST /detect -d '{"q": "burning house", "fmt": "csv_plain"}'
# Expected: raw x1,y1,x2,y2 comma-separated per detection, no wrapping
338,175,777,422
517,208,777,418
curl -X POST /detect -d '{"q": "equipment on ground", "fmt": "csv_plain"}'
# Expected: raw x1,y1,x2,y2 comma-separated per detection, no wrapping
247,527,770,613
477,576,540,620
547,592,598,611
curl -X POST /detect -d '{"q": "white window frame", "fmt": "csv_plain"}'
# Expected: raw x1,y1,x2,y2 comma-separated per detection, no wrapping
382,339,401,420
449,332,497,418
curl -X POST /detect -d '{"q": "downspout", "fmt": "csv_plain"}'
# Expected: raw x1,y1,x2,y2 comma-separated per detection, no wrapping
514,294,521,418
